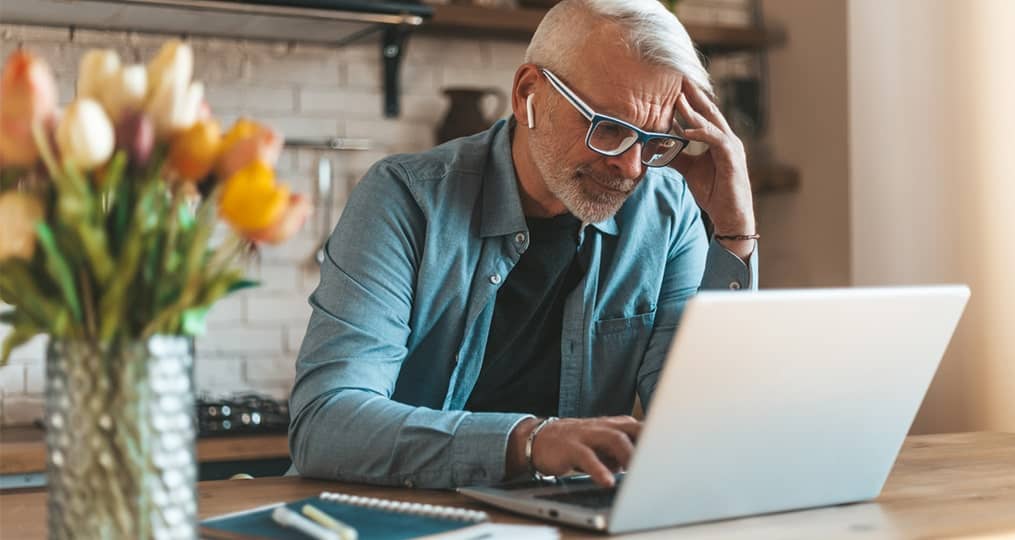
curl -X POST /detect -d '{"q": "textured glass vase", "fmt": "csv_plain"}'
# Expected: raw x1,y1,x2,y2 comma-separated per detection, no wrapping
45,336,197,540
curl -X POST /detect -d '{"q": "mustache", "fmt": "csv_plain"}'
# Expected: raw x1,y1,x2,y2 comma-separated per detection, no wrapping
574,166,638,193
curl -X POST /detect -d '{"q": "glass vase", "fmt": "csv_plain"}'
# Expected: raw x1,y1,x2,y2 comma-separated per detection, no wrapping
45,336,196,540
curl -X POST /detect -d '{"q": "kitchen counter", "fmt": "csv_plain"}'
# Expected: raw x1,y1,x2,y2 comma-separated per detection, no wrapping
0,426,289,476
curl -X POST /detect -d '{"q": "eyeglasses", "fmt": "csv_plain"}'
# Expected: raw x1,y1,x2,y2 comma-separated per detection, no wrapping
540,68,689,168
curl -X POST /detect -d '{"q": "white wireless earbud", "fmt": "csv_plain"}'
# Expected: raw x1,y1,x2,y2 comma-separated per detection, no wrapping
526,94,535,129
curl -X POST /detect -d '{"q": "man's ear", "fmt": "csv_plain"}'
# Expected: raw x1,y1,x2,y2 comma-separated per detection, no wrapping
511,64,541,129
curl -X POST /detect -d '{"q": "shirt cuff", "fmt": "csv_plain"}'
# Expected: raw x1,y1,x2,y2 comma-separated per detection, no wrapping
450,412,534,486
699,237,758,290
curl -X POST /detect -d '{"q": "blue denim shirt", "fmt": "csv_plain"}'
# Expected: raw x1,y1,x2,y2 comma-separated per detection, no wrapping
289,119,757,489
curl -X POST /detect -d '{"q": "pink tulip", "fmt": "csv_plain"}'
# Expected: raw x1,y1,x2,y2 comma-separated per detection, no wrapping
215,119,283,181
0,50,58,167
116,110,155,168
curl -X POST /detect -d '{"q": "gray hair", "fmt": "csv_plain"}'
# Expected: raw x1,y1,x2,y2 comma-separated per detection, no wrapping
524,0,712,96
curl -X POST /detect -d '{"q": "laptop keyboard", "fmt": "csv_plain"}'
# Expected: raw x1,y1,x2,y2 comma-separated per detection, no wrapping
535,488,617,509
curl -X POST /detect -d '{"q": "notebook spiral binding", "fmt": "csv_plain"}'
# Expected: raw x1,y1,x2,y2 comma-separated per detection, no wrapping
320,492,489,523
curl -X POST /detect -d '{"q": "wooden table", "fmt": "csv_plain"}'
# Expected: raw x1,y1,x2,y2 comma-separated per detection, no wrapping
2,432,1014,539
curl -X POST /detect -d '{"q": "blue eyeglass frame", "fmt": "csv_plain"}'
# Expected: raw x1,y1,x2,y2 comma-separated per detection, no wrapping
539,68,689,167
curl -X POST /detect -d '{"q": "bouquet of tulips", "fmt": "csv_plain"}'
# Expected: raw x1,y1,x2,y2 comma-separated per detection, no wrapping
0,40,310,363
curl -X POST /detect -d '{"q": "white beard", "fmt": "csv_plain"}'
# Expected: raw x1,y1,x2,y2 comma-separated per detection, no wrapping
530,138,638,223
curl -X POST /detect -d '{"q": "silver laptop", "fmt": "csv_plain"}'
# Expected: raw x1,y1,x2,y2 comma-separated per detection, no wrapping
459,286,970,534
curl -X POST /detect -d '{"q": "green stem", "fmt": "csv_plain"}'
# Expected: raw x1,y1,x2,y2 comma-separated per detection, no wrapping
80,269,96,340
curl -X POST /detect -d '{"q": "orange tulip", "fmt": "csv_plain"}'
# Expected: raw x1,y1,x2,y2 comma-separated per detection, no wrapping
246,193,312,245
168,119,221,182
218,160,289,234
0,50,58,167
215,118,282,181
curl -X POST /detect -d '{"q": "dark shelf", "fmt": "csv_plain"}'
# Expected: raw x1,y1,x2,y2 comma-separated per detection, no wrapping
751,163,800,195
424,5,785,53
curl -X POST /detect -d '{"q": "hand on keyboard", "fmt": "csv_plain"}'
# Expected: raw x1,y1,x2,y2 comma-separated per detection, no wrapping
508,416,641,488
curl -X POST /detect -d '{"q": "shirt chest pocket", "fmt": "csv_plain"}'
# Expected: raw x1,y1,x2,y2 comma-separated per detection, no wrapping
593,308,657,337
585,309,657,415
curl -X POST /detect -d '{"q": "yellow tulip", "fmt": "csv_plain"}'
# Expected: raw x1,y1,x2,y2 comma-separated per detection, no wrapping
246,193,312,245
0,191,44,261
56,98,115,171
0,50,58,167
215,118,282,180
168,119,221,182
219,160,289,233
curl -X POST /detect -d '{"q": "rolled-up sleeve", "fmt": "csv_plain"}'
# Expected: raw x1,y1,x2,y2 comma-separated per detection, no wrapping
288,159,529,488
636,184,759,408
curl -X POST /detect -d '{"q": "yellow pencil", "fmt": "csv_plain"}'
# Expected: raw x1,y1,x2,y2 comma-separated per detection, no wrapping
301,504,358,540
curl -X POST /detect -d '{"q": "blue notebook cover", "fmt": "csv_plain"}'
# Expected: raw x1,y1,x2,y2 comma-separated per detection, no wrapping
200,493,488,540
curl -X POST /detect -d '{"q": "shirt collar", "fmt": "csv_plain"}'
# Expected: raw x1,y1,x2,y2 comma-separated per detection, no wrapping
480,119,619,238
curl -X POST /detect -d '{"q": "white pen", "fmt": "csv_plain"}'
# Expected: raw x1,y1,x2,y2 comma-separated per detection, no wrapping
271,505,341,540
301,504,358,540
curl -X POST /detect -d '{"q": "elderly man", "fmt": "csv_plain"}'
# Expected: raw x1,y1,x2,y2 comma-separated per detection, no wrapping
290,0,757,489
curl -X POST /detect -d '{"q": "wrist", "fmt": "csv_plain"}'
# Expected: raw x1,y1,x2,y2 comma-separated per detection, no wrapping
715,236,757,261
506,417,540,479
525,417,559,480
712,215,755,237
711,212,757,261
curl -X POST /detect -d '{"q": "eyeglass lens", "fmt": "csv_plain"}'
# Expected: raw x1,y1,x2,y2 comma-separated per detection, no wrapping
588,120,685,166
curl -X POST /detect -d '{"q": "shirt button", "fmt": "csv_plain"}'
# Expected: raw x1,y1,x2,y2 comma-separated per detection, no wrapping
729,281,742,290
489,274,502,285
514,233,526,244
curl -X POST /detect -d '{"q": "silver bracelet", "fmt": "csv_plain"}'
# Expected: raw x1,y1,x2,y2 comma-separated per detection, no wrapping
525,416,559,481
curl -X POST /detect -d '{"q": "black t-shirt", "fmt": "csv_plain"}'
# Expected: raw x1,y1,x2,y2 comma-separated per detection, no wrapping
465,213,586,417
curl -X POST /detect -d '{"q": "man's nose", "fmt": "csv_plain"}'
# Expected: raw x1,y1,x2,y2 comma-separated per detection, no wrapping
604,143,644,181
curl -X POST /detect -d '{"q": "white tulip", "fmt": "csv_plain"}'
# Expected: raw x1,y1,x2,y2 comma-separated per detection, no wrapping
76,49,121,101
147,39,193,102
102,64,147,122
148,78,203,137
57,98,115,171
145,40,200,136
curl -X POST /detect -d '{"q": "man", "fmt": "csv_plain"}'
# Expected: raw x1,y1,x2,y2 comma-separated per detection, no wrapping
289,0,757,489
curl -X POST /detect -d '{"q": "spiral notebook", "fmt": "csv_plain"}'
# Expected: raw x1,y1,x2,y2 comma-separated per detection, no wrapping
200,491,555,540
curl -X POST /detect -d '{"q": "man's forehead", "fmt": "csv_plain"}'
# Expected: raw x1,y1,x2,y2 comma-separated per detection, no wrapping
568,61,684,129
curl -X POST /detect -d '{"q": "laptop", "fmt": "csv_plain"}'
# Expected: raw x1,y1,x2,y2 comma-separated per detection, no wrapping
459,285,970,534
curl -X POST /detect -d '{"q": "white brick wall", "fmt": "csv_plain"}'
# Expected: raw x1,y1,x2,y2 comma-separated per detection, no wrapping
0,0,758,425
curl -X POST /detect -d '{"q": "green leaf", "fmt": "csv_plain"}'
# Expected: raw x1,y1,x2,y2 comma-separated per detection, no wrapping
227,279,260,293
98,180,161,340
100,150,128,193
77,224,115,285
180,307,209,336
0,314,43,366
110,176,132,254
177,202,195,230
33,222,81,323
0,261,65,330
